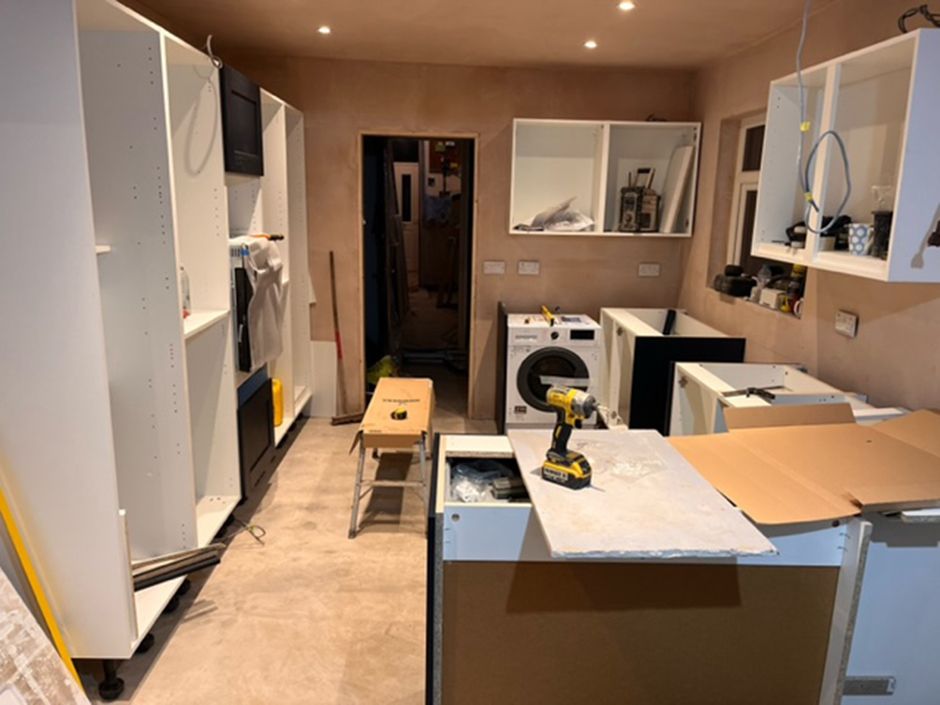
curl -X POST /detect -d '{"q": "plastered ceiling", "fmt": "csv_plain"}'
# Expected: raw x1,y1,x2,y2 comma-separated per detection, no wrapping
134,0,838,68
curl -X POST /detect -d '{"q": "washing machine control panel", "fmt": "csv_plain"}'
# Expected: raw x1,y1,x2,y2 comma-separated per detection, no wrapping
507,314,599,346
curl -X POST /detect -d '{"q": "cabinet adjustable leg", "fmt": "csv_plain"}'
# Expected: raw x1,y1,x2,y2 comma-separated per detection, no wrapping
135,632,156,655
163,594,181,614
98,659,124,701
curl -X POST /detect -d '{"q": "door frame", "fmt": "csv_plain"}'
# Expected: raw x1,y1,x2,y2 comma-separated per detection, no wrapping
357,130,480,417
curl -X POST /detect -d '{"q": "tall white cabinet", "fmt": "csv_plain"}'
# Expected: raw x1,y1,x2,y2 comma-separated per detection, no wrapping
81,4,240,566
0,0,310,666
1,0,139,662
228,92,313,445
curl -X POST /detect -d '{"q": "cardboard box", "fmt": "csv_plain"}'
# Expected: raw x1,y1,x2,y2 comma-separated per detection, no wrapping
669,405,940,524
354,377,434,450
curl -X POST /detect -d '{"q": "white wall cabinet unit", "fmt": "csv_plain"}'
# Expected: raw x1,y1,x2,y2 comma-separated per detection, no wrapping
0,0,239,669
670,362,906,436
510,119,700,237
754,30,940,282
228,92,313,445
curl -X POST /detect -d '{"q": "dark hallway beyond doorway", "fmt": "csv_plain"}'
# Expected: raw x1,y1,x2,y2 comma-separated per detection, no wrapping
362,135,474,412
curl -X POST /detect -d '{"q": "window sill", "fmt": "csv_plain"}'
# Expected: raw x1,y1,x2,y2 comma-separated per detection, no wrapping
710,288,804,321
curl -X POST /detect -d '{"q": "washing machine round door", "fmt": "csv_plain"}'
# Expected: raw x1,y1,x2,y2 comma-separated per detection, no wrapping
516,347,590,412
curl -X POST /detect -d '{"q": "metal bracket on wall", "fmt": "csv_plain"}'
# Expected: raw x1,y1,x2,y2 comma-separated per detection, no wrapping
842,676,896,696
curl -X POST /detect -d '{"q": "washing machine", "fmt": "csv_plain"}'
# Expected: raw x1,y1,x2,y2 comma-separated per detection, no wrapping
505,313,602,428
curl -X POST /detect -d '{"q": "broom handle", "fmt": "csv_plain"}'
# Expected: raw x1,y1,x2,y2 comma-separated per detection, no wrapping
329,251,347,414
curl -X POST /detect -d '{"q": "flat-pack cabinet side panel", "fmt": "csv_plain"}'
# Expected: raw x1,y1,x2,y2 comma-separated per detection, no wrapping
261,99,295,422
0,4,137,657
845,516,940,705
80,29,197,558
890,33,940,282
261,100,289,256
286,107,312,403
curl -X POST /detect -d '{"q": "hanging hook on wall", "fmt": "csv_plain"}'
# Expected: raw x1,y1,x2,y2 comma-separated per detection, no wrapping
204,34,224,69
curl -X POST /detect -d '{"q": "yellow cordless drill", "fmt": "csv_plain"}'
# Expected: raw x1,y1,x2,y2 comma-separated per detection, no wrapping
542,386,597,490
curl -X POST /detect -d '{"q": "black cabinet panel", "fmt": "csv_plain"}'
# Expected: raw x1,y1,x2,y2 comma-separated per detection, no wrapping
630,337,747,435
220,65,264,176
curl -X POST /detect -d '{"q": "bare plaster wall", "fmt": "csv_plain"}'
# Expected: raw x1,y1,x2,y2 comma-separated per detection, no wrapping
225,0,940,418
227,55,696,418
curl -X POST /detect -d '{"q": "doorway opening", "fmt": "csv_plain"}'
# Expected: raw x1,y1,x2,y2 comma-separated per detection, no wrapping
361,135,475,417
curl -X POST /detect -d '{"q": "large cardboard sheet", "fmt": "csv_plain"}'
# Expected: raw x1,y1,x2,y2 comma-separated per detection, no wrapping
671,407,940,524
508,429,775,559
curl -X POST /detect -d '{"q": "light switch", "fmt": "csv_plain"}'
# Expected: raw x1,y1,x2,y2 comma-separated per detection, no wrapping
835,310,859,338
638,262,661,278
483,260,506,275
517,260,540,276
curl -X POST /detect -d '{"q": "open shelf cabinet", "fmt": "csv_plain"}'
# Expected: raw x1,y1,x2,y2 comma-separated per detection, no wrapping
753,29,940,282
0,0,240,663
510,118,700,237
227,92,313,445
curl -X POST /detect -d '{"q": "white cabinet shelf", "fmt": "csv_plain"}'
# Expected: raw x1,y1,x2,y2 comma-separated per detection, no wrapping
754,29,940,282
132,577,186,650
183,308,230,339
510,118,700,237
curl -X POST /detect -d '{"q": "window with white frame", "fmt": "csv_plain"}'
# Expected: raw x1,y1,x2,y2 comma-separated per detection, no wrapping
727,116,766,271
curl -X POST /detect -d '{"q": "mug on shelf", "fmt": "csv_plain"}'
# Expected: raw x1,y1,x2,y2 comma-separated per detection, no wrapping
847,223,874,257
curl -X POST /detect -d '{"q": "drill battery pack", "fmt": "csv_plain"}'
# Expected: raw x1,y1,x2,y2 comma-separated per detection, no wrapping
541,453,592,490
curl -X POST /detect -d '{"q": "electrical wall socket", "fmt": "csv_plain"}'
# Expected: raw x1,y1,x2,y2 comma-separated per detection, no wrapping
638,262,661,278
835,310,859,338
517,260,540,276
483,260,506,275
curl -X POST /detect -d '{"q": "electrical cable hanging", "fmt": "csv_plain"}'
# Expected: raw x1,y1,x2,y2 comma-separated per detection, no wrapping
204,34,223,69
899,4,940,32
795,0,852,236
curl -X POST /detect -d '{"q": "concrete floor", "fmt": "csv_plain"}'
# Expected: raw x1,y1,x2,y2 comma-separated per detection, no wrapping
80,365,491,704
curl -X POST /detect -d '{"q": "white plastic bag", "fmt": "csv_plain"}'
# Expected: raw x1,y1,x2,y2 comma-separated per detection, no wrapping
528,197,595,232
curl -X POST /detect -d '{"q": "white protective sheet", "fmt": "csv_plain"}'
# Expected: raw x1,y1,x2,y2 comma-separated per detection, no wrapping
233,237,288,368
508,429,776,560
0,571,89,704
